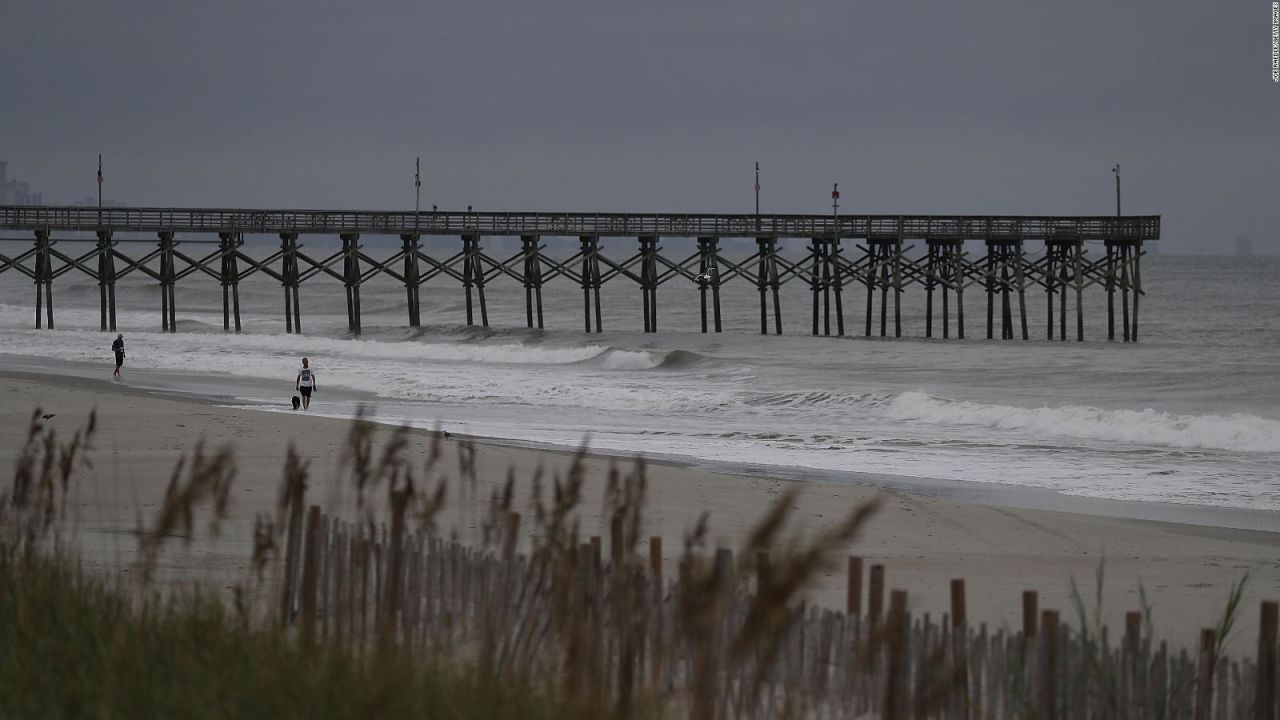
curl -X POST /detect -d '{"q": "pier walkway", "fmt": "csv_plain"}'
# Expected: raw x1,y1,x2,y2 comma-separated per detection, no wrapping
0,205,1158,341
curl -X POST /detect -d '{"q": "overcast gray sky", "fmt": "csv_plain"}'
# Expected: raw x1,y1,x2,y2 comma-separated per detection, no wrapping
2,0,1276,253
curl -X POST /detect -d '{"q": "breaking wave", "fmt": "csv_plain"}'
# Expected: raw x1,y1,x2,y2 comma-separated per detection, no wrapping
881,391,1280,453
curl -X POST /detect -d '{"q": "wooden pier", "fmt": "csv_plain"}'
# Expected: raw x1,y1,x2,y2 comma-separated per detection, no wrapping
0,205,1158,341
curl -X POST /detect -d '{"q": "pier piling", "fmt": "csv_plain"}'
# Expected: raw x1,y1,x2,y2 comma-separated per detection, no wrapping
1106,242,1116,341
461,234,488,327
832,236,845,336
810,237,837,337
986,244,996,340
96,230,116,332
755,236,781,335
220,233,243,333
925,244,936,338
998,246,1010,339
952,243,965,339
822,238,832,336
579,235,603,333
280,233,301,334
639,235,658,333
696,236,722,333
0,207,1158,341
520,235,544,330
341,233,362,335
1046,245,1056,340
1131,240,1142,341
864,242,877,337
879,243,890,337
1015,240,1029,340
230,234,242,332
892,235,903,338
400,234,421,327
1057,243,1069,341
33,230,53,329
1073,240,1085,342
158,232,177,332
1121,243,1132,342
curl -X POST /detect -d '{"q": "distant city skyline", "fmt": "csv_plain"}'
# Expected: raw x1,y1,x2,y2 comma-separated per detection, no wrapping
0,160,128,208
0,161,44,206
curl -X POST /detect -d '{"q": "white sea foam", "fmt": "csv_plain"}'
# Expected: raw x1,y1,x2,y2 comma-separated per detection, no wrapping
597,348,664,370
0,323,716,410
5,318,1276,455
0,324,604,367
881,390,1280,453
5,258,1280,515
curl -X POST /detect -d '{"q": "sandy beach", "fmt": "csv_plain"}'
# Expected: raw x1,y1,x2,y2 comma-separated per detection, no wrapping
1,370,1276,652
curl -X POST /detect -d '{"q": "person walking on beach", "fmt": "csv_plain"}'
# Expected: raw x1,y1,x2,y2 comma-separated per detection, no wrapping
295,357,317,410
111,333,125,380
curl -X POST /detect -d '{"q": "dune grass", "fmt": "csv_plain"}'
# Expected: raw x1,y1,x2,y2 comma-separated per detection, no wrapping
3,406,1268,718
0,407,597,719
0,543,583,720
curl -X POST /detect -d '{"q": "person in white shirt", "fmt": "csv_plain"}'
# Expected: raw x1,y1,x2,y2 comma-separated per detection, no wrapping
295,357,317,410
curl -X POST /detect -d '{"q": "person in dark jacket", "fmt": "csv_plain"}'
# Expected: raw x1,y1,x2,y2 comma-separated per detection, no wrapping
111,334,125,380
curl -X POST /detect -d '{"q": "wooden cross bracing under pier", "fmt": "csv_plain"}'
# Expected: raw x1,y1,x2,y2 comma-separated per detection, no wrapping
0,206,1157,341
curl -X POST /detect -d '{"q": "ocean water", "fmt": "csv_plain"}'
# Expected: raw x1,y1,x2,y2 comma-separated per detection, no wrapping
1,238,1277,516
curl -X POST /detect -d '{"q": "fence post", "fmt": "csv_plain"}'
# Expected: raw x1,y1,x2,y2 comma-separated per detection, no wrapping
865,563,886,674
1038,609,1059,720
868,564,885,628
1259,601,1278,720
300,505,321,644
1023,590,1039,657
1125,611,1141,656
380,501,406,648
847,556,863,618
1195,627,1217,720
610,515,624,566
714,547,734,582
950,578,967,627
1125,610,1142,715
884,589,909,720
504,511,520,559
647,535,664,689
589,535,602,573
279,485,305,625
756,550,771,592
951,579,970,715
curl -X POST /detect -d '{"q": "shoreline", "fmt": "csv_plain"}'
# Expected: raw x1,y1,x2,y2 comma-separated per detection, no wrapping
1,366,1277,652
4,354,1276,534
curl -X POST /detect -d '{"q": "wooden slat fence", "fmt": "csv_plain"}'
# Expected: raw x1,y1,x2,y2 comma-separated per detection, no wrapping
278,506,1278,719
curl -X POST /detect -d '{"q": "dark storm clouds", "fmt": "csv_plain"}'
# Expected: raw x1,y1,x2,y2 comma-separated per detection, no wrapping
2,0,1276,252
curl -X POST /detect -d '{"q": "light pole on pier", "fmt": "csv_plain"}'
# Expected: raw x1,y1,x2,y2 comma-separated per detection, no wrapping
1113,163,1121,217
97,154,103,210
414,157,421,235
831,182,839,217
754,162,760,230
754,162,760,215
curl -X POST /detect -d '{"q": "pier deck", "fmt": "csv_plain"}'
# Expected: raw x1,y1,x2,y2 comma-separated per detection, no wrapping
0,206,1156,241
0,205,1158,342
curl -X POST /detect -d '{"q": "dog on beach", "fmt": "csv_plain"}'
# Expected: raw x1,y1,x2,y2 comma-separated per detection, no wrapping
291,395,301,410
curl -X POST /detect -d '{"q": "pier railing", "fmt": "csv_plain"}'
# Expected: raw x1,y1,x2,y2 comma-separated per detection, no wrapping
0,204,1157,342
0,205,1158,241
